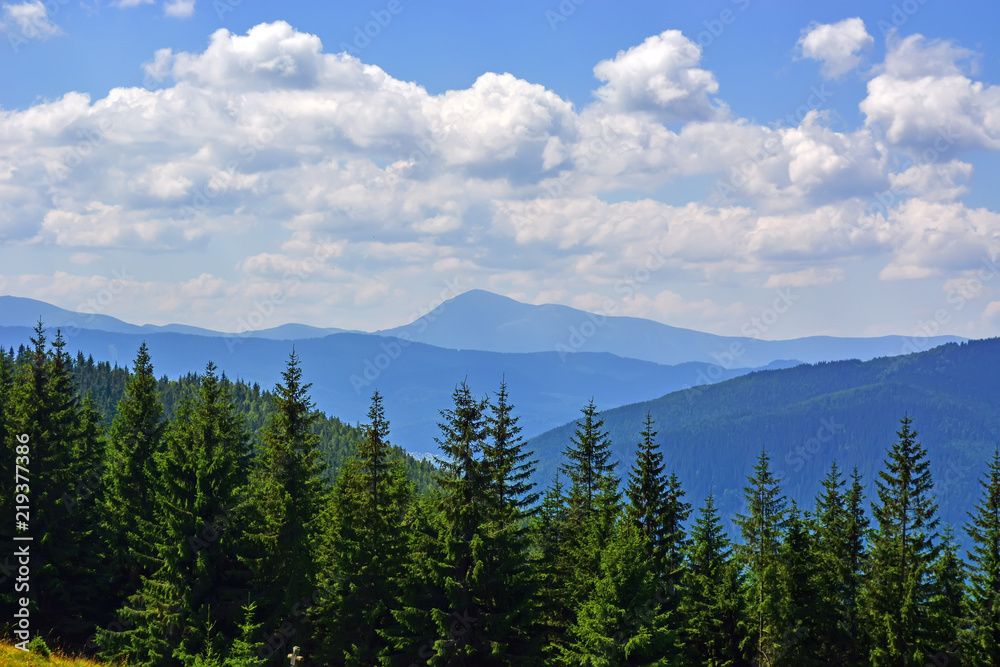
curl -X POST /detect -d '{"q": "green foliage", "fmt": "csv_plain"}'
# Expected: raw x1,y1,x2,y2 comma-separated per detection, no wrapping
7,325,106,646
314,390,412,665
810,463,869,663
11,328,1000,667
679,494,747,667
242,351,329,660
102,362,253,667
863,415,944,666
964,448,1000,663
734,448,787,666
101,342,166,605
559,517,679,666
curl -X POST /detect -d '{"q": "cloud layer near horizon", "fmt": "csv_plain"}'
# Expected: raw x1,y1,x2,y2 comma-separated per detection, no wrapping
3,18,1000,336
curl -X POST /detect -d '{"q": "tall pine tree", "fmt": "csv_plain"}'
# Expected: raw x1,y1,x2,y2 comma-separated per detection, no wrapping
734,448,787,667
244,350,329,661
314,389,412,665
9,325,105,646
863,415,942,666
101,362,252,666
101,342,166,605
965,448,1000,663
811,462,869,663
680,493,748,667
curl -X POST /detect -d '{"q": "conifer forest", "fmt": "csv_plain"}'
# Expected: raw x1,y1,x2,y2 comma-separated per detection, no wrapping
2,324,997,666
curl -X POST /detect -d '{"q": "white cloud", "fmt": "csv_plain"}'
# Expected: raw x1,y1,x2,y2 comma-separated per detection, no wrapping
797,18,873,79
889,161,972,202
878,199,1000,280
1,0,61,40
592,30,724,122
163,0,194,18
861,34,1000,150
4,20,1000,336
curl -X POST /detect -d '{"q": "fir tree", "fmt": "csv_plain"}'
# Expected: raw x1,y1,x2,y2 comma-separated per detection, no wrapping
626,413,669,569
532,474,572,659
625,414,690,640
811,462,869,663
965,448,1000,663
863,415,942,666
478,379,542,663
734,448,787,667
559,400,621,615
661,472,692,603
102,362,252,666
774,503,822,666
680,494,748,667
927,525,964,659
8,325,105,645
244,351,329,658
560,399,619,519
314,390,412,665
559,517,679,666
101,342,166,603
484,378,539,515
427,380,493,663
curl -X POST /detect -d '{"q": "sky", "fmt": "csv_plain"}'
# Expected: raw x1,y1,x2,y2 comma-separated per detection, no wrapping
2,0,1000,340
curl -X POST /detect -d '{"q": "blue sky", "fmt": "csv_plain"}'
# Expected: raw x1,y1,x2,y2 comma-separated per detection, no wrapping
2,0,1000,341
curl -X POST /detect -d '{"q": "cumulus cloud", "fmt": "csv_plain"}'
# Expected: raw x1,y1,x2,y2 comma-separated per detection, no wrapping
861,34,1000,150
797,18,873,79
592,30,724,122
1,0,61,41
878,199,1000,280
5,20,1000,334
889,161,972,202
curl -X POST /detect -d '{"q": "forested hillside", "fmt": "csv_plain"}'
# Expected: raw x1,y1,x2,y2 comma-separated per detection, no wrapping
56,349,436,490
530,338,1000,538
2,325,998,666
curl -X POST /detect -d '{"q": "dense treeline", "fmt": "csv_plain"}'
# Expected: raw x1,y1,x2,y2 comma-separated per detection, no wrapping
1,325,998,665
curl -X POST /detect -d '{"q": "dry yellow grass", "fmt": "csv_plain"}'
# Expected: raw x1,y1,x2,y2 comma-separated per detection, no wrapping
0,642,104,666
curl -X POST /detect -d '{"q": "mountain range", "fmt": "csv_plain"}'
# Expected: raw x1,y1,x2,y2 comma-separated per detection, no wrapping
527,337,1000,544
0,290,963,453
1,289,991,547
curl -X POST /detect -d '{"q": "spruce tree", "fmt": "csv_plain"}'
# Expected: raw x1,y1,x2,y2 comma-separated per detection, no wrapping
811,462,869,663
559,400,621,614
927,525,964,658
661,472,692,604
101,362,252,666
8,325,105,645
484,378,539,514
734,448,787,666
559,517,679,666
314,390,412,665
680,493,748,666
774,503,822,666
843,466,871,661
532,475,572,659
626,413,669,568
426,380,493,663
478,379,542,663
863,415,942,666
560,399,619,518
101,342,166,603
625,413,690,640
244,350,329,659
965,448,1000,663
